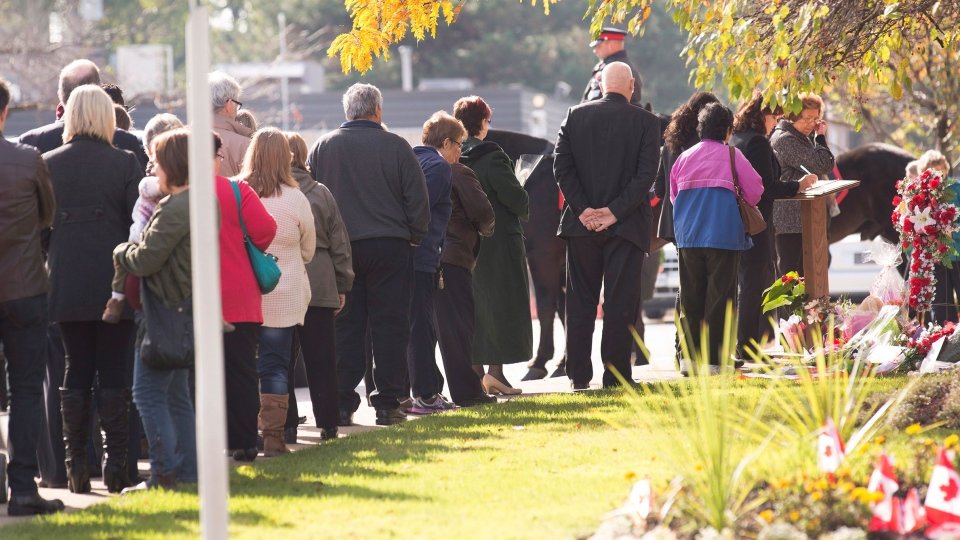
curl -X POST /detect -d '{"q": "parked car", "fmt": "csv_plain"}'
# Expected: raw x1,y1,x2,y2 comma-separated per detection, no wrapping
643,235,885,319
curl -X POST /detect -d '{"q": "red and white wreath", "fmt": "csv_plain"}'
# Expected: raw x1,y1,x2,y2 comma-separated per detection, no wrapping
892,169,959,316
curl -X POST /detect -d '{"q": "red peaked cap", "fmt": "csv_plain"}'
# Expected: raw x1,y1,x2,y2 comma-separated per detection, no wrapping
589,28,628,48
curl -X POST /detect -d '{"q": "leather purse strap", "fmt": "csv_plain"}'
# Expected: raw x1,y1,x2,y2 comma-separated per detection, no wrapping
728,145,742,197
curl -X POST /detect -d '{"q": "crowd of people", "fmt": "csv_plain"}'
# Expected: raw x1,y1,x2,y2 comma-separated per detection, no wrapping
0,43,897,516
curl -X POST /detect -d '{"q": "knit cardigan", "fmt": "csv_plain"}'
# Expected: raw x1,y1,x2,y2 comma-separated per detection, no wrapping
259,183,316,327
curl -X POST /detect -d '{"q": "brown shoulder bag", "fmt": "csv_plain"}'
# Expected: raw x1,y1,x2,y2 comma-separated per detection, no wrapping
729,145,767,236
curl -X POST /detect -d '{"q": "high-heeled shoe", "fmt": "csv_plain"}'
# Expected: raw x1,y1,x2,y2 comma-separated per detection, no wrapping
482,374,522,395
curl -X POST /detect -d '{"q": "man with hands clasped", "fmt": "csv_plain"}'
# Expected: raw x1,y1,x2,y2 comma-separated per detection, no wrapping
553,62,661,390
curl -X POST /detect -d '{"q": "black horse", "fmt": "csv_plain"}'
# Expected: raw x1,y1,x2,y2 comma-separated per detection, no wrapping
831,142,914,243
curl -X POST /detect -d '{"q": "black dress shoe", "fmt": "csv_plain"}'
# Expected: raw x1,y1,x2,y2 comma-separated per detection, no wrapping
375,408,407,426
571,380,591,391
320,427,338,441
456,393,498,407
337,409,354,427
231,448,258,462
37,479,68,489
550,364,567,378
7,493,65,516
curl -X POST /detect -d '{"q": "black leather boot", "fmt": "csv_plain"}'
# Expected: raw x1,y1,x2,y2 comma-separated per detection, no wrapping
99,388,134,493
60,388,92,494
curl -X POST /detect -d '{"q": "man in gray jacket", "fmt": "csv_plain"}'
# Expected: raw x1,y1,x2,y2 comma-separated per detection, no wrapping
308,83,430,426
0,79,65,515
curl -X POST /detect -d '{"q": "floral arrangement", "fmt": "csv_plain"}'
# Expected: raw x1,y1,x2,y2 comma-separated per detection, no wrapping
899,321,957,372
761,272,806,316
891,168,960,316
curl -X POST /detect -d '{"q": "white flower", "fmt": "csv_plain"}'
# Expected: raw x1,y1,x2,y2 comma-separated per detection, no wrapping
913,206,935,233
757,522,807,540
819,527,867,540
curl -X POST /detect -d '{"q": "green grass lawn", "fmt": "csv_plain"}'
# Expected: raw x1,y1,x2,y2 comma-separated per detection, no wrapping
3,378,914,540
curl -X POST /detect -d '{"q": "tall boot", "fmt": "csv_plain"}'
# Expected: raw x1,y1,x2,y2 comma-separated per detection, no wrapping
60,388,92,494
258,393,290,457
99,388,134,493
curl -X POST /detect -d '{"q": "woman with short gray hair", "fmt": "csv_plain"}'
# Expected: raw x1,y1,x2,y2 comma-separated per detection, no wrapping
209,71,252,176
342,83,383,121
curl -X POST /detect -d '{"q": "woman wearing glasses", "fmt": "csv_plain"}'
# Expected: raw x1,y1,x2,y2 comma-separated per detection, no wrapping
210,71,253,177
770,92,835,279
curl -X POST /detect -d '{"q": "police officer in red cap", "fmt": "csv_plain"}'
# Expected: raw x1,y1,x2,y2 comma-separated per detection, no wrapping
582,28,643,105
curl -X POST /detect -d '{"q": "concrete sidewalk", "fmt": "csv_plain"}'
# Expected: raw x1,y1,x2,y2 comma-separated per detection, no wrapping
0,319,680,527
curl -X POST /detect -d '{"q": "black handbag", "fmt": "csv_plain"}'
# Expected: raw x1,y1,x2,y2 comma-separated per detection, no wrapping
140,278,194,370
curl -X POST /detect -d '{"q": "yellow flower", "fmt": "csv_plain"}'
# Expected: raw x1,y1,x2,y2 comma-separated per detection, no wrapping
924,438,937,448
815,478,829,491
625,471,637,481
850,487,868,501
694,463,704,472
789,511,801,522
874,435,886,445
906,423,923,435
759,509,775,523
867,490,886,503
837,482,854,494
811,491,823,502
946,434,960,449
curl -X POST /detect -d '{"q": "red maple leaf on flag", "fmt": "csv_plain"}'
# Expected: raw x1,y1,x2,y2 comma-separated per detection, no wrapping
824,445,833,457
943,478,959,502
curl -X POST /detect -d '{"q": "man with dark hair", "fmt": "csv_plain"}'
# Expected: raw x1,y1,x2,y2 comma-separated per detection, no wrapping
582,28,643,105
308,83,430,426
0,78,65,515
555,62,660,389
18,59,147,171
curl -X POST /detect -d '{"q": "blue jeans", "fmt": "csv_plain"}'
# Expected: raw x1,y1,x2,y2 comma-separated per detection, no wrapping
132,347,196,483
258,326,294,395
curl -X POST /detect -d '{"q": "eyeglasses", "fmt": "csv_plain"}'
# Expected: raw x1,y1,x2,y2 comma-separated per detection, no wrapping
797,113,821,124
449,139,464,149
230,98,243,111
216,153,225,161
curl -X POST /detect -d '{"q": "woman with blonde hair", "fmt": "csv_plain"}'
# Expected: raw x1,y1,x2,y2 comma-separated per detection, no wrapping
43,84,141,493
237,128,316,455
285,131,353,440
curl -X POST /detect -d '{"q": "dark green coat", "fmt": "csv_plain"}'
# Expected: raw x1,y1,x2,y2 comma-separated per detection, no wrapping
460,137,532,365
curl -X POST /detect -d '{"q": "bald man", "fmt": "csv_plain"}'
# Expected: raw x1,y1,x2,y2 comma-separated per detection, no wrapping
553,62,660,389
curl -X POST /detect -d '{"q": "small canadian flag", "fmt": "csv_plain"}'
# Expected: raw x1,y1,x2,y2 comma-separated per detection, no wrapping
902,488,927,533
925,447,960,526
867,452,901,532
817,418,846,473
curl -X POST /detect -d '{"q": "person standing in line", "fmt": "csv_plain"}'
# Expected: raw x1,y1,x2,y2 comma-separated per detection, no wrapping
43,85,140,493
209,71,253,178
670,103,764,369
554,62,660,389
406,111,469,414
0,78,65,515
285,132,353,440
239,128,315,455
113,128,196,490
434,142,498,408
769,93,835,278
454,96,530,395
731,94,815,356
308,83,429,427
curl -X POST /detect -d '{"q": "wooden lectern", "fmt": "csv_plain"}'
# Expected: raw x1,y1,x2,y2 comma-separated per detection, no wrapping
791,179,861,299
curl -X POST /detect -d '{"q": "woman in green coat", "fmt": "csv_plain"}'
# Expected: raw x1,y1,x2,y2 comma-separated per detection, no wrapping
454,96,532,395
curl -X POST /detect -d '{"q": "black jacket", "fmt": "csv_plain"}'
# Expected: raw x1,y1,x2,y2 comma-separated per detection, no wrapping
554,93,660,251
582,50,643,105
20,121,148,175
43,137,140,322
730,130,800,221
0,137,55,303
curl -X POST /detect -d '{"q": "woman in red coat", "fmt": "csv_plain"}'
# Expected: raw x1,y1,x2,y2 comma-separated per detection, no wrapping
212,135,277,461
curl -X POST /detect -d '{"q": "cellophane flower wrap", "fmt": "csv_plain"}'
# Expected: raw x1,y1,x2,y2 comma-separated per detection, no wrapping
891,169,960,315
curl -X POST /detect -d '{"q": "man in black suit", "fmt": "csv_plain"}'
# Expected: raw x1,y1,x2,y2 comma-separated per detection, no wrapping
554,62,660,389
18,59,147,172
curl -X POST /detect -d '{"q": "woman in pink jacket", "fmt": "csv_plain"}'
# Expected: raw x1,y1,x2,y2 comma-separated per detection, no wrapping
669,102,763,371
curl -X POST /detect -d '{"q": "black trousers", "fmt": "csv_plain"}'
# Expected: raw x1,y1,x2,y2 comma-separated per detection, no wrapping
1,295,48,496
932,263,960,324
37,323,67,485
678,248,740,365
407,271,443,399
337,238,413,412
738,227,777,354
775,233,804,278
633,249,660,364
60,320,134,390
224,322,260,450
565,236,644,387
526,238,566,368
434,263,487,403
299,307,340,429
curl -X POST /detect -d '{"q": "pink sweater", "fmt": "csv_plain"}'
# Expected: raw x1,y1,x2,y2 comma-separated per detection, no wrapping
669,140,763,206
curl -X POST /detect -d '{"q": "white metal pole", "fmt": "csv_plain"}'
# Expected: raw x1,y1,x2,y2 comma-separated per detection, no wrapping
186,5,230,539
278,12,289,131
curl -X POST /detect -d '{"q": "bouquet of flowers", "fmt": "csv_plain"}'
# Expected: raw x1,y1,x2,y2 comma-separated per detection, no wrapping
891,169,960,317
898,321,956,372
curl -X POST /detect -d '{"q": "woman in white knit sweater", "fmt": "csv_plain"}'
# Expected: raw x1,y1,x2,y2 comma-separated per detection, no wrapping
237,128,316,456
